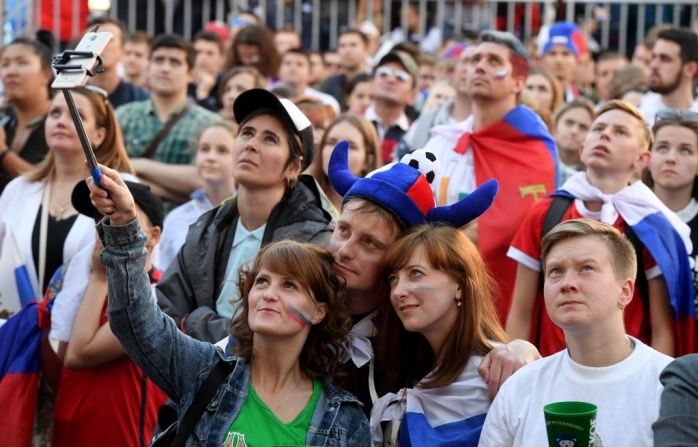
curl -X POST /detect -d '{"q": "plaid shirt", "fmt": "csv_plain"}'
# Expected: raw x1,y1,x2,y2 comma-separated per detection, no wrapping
116,99,220,165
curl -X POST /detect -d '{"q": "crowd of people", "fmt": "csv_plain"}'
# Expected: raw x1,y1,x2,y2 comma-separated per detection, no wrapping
1,7,698,447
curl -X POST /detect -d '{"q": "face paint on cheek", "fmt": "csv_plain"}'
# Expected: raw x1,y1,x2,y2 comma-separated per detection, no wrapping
287,306,311,328
411,286,438,300
492,69,508,80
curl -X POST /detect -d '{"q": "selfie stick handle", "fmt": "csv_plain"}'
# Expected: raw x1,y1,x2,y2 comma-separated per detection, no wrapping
61,89,104,188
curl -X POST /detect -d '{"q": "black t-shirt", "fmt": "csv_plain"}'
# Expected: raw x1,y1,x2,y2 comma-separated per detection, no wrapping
109,80,149,109
31,205,79,293
0,112,49,194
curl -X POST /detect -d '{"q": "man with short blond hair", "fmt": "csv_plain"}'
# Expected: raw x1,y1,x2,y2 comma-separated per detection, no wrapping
481,219,674,447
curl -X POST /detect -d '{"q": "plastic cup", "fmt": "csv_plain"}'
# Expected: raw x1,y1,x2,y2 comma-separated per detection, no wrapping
543,401,598,447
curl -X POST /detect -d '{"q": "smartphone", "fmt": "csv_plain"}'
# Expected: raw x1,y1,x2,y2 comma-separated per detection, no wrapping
51,31,114,89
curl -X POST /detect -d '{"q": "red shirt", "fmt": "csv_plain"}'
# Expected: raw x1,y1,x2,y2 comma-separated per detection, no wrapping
508,197,659,356
52,270,167,447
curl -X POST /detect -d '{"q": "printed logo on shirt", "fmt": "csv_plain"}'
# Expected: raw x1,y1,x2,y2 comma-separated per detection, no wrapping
518,184,548,201
224,432,248,447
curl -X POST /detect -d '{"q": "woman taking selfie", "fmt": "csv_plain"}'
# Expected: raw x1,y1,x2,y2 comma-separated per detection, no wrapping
84,167,368,444
371,224,508,446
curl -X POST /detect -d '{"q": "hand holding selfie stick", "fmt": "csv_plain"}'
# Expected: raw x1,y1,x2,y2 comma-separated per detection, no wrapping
51,30,113,191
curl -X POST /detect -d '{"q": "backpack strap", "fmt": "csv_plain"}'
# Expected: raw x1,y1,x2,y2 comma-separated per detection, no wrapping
141,104,191,159
172,360,233,446
542,195,574,238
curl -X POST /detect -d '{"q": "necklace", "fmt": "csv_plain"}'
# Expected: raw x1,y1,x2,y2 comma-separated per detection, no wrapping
254,374,303,413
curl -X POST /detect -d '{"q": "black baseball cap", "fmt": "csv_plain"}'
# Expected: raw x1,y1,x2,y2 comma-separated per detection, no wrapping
233,88,314,170
71,179,164,228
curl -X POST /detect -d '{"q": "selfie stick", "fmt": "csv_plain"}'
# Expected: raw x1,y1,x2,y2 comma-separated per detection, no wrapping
52,50,106,189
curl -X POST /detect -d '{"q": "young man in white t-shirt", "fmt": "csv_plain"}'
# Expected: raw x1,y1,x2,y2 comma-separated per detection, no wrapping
479,219,673,447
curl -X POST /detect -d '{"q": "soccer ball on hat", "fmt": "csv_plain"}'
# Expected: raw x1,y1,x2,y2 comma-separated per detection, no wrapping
400,149,440,184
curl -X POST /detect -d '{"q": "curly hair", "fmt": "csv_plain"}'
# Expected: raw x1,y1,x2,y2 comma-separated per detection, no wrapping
229,241,351,378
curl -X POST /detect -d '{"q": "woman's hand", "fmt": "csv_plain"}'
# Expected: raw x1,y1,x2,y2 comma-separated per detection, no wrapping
86,164,137,226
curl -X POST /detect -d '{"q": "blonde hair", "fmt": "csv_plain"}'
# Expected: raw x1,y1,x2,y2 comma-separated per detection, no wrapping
595,99,654,152
28,87,133,181
541,218,638,281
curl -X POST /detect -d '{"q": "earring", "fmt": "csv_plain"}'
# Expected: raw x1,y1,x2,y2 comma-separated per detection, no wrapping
617,302,625,310
455,290,462,307
456,300,462,307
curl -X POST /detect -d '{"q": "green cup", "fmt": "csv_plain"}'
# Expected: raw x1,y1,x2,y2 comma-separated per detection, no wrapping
543,401,598,447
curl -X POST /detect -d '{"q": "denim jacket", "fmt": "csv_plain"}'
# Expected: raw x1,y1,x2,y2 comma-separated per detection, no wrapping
99,218,370,446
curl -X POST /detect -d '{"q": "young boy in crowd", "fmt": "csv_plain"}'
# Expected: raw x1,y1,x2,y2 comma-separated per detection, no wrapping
506,100,694,357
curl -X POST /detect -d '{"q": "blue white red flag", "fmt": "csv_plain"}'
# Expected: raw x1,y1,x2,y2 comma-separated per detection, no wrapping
0,230,36,315
370,356,489,446
558,173,696,354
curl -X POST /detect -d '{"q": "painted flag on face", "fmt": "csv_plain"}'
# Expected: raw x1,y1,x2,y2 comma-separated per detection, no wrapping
370,356,490,446
0,230,37,315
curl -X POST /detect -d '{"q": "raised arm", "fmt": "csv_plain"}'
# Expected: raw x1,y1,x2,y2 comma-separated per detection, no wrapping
505,264,540,342
86,166,218,401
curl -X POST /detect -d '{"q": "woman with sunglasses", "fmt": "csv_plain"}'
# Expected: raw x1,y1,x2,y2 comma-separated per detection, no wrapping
80,162,370,443
646,110,698,302
0,36,53,194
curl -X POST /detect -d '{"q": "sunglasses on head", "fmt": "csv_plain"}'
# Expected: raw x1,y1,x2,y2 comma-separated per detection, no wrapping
655,109,698,122
376,66,411,83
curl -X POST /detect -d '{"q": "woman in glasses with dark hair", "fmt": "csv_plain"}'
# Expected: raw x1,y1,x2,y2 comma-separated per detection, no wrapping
646,110,698,301
0,36,53,193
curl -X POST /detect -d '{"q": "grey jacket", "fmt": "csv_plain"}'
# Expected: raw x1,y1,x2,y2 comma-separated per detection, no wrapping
100,219,369,446
653,354,698,446
157,175,335,343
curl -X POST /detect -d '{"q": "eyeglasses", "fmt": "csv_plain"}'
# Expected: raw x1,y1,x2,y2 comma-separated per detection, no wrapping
375,66,411,83
655,109,698,122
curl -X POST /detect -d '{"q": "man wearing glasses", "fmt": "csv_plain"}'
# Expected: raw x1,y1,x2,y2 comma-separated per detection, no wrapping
364,51,419,165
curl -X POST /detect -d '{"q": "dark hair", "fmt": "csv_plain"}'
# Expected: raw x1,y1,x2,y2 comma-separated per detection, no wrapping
657,28,698,65
126,30,150,46
478,30,530,78
596,50,627,64
282,47,312,65
86,16,127,45
218,66,266,99
6,36,53,71
227,25,280,78
237,107,303,173
150,34,195,69
607,65,649,100
338,28,369,47
194,30,224,54
377,224,507,391
230,241,351,378
344,73,373,98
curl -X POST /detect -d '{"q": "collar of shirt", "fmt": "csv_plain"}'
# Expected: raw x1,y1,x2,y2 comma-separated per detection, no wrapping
364,105,410,132
144,98,190,119
232,218,266,248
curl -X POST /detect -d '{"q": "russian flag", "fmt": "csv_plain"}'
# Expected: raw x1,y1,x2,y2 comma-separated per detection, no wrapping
0,301,47,446
0,230,37,314
454,105,559,323
371,357,490,446
556,174,696,355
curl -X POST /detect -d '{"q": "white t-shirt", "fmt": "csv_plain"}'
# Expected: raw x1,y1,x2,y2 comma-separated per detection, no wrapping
423,116,475,206
638,91,698,127
478,338,672,447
